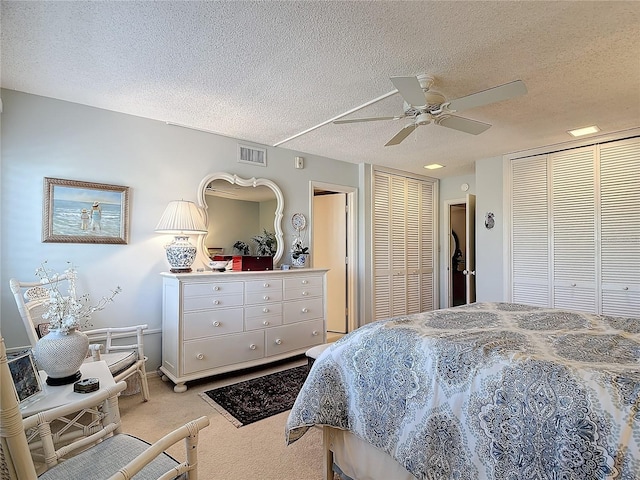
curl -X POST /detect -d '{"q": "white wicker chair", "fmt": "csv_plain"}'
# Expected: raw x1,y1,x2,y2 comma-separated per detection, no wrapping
9,275,150,402
0,336,209,480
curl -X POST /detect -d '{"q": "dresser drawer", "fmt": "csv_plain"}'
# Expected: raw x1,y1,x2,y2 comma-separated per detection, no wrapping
245,279,283,293
284,276,323,291
283,284,322,300
183,293,243,312
245,315,282,331
245,303,282,319
283,297,323,324
183,281,243,298
183,309,244,340
265,319,324,356
183,331,265,375
245,280,283,304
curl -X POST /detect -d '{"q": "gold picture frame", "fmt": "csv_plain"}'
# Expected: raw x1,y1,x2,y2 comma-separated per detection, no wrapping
42,177,130,244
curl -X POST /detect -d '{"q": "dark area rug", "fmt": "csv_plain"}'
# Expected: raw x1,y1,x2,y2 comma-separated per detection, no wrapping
199,365,309,427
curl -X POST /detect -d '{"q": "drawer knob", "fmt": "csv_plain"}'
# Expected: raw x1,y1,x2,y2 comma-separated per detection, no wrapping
263,283,269,288
263,320,270,326
263,295,270,300
312,330,319,336
213,299,220,305
623,286,629,291
262,307,269,313
302,280,308,284
301,308,309,313
275,338,282,345
249,344,257,350
302,291,309,296
213,321,221,327
196,353,204,360
213,286,220,291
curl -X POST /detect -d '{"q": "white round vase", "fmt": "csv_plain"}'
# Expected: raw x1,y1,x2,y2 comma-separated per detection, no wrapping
33,328,89,385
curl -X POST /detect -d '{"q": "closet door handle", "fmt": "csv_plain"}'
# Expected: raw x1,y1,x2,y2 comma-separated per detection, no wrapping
249,344,257,350
212,321,221,327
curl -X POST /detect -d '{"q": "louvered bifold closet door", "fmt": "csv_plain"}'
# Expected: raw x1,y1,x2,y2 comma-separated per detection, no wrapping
373,172,392,320
405,179,421,314
551,147,597,312
511,156,550,306
420,181,435,312
391,175,408,316
599,138,640,316
373,170,437,321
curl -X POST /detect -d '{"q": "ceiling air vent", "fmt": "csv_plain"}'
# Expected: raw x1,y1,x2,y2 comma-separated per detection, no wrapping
238,144,267,167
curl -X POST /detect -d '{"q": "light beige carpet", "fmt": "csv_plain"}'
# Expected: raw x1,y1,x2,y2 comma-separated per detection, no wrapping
118,359,329,480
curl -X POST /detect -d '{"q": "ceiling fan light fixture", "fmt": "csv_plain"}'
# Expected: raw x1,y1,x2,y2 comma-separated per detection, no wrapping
415,113,431,125
568,125,600,137
424,164,444,170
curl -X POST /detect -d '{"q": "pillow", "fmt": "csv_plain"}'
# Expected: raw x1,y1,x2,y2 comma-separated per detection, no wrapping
36,323,50,338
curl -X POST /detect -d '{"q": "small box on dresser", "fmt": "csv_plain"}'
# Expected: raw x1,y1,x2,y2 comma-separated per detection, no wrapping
231,255,273,271
159,268,328,392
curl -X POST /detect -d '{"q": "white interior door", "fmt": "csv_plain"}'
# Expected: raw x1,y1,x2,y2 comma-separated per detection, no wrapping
465,194,476,304
313,194,347,333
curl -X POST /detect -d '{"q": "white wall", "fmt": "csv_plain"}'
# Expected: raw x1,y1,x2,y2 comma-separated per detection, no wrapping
0,90,359,369
475,156,505,301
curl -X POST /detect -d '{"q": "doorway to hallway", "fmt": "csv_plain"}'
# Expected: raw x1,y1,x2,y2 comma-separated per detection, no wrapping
444,195,476,307
310,182,357,336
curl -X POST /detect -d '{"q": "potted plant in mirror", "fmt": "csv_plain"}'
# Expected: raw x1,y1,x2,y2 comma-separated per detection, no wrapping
233,241,250,255
252,229,276,257
291,238,309,268
33,261,121,385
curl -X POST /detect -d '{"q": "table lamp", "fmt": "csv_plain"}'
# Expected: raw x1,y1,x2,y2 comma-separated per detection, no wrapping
155,200,208,273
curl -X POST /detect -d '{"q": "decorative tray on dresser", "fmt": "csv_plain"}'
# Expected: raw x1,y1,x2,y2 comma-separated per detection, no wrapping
159,268,328,392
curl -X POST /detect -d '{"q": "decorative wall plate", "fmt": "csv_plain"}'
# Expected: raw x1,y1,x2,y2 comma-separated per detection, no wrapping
292,213,306,231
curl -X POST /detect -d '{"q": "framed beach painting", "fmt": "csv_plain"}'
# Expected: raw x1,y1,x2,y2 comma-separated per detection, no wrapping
42,177,130,244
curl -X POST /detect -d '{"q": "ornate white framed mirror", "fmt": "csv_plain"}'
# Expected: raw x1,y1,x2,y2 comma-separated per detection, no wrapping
195,172,284,268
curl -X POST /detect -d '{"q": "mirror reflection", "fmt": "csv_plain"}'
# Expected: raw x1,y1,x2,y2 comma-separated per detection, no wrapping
196,173,284,267
204,182,277,256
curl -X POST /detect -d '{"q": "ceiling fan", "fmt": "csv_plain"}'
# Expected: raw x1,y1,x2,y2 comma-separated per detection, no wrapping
333,74,527,146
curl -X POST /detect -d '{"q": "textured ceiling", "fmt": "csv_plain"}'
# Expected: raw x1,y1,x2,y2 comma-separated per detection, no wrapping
2,1,639,178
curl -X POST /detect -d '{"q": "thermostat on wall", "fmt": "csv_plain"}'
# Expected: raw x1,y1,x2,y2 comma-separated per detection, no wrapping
460,183,469,192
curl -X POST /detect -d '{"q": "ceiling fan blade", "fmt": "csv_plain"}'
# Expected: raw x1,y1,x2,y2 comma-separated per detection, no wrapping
385,124,418,146
334,115,404,124
446,80,527,113
436,115,491,135
390,76,427,107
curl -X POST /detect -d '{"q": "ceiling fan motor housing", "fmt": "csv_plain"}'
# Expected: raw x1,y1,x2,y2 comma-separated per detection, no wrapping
416,112,431,125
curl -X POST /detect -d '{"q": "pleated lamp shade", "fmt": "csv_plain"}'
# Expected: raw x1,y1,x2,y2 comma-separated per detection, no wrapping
156,200,207,273
155,200,207,234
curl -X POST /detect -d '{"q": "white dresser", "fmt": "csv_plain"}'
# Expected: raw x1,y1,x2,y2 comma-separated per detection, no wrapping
159,268,327,392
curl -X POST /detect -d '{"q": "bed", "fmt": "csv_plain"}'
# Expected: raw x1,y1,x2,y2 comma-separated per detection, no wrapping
286,302,640,480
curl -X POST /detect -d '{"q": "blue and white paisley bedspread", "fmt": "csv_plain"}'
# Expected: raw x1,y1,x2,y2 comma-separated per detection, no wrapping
286,302,640,479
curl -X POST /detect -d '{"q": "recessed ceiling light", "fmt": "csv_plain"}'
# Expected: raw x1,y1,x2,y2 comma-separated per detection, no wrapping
568,125,600,137
424,164,444,170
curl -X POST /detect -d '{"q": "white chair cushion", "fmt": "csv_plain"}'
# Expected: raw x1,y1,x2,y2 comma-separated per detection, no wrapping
87,350,138,376
37,433,181,480
305,343,331,360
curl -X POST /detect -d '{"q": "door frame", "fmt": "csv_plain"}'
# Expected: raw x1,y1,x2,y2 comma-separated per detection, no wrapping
309,181,358,334
444,198,467,308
